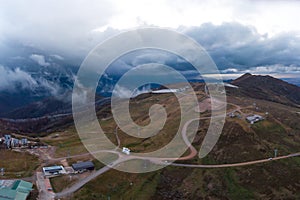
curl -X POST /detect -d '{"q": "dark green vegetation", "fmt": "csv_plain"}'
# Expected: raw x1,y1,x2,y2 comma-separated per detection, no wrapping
72,170,161,200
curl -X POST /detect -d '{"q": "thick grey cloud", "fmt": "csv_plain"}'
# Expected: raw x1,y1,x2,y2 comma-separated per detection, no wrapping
1,0,299,108
0,0,117,57
0,0,299,80
184,22,300,73
0,65,37,91
1,0,299,61
101,23,300,78
0,64,72,96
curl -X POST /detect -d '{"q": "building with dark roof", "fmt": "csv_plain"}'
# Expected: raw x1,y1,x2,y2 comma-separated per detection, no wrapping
72,161,94,172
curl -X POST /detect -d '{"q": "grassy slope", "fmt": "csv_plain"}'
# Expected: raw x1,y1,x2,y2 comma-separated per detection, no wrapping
37,84,300,199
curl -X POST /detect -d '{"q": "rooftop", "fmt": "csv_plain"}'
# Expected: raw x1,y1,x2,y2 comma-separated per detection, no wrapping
11,180,33,193
246,114,264,123
42,165,66,176
43,166,63,172
0,180,32,200
72,161,94,171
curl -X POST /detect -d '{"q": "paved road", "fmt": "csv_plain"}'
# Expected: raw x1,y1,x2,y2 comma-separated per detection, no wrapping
167,153,300,168
55,159,127,198
55,166,111,198
36,172,55,200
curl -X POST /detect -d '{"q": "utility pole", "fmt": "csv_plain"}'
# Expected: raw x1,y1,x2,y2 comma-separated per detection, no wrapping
204,84,208,95
1,168,4,176
274,149,278,158
67,149,70,158
143,159,149,169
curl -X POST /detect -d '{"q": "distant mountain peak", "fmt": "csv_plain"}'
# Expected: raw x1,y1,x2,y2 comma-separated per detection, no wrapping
230,73,300,107
233,73,288,85
243,72,252,77
233,73,253,82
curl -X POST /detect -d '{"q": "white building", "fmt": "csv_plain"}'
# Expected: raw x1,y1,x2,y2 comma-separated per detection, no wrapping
42,165,66,176
246,114,264,124
122,147,131,155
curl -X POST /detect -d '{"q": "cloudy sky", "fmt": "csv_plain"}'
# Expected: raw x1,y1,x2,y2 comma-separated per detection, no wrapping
1,0,300,79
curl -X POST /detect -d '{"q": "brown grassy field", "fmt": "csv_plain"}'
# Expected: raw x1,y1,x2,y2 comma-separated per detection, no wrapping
41,128,88,158
0,150,39,178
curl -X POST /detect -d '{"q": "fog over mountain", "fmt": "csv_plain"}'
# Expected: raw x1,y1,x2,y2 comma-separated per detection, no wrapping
0,0,300,115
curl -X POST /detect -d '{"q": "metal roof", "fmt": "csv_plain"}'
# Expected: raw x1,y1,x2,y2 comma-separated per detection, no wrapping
43,166,63,172
0,189,29,200
11,180,32,193
0,188,15,200
0,180,14,189
72,161,94,171
0,180,32,200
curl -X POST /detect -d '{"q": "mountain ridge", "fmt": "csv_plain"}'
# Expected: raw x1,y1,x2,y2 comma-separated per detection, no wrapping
230,73,300,107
